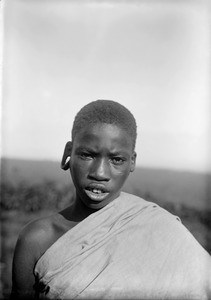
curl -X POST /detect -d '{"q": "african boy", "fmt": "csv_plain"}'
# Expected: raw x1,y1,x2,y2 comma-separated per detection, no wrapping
11,100,211,299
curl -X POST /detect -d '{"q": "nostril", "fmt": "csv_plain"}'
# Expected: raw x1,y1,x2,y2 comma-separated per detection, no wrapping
88,173,110,182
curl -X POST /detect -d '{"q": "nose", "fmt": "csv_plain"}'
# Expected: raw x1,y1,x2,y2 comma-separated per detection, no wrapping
88,158,110,181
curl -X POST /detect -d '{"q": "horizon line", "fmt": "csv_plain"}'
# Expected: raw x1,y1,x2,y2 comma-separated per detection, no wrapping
1,155,210,175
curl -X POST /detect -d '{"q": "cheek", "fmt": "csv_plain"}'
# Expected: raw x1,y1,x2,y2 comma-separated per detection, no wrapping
113,162,132,175
112,167,131,182
70,160,89,180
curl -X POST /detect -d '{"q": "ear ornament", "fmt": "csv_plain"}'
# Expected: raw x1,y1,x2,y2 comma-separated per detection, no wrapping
61,141,72,171
61,157,70,171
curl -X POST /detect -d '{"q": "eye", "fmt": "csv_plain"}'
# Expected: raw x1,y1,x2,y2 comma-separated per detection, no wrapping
79,152,93,160
111,157,125,165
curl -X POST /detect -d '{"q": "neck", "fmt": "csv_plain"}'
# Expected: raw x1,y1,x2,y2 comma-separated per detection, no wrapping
60,192,99,222
73,194,98,220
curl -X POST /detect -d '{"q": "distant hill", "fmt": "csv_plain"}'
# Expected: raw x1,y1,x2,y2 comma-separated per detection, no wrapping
1,157,211,210
1,158,70,186
124,167,211,211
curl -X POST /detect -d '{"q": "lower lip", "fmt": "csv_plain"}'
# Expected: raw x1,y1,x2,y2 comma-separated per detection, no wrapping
84,189,109,202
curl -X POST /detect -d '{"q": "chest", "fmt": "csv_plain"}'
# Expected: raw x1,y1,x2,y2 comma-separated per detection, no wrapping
38,218,78,261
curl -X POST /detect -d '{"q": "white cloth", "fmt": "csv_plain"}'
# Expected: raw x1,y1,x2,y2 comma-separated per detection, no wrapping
34,192,211,299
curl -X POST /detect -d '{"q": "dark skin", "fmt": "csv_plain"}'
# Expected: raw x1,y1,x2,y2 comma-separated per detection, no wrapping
11,123,136,299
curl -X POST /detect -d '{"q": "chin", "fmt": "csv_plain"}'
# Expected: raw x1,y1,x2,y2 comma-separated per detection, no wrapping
83,192,120,210
85,200,111,210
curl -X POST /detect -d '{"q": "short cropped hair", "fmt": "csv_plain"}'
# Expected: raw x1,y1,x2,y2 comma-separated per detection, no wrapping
72,100,137,150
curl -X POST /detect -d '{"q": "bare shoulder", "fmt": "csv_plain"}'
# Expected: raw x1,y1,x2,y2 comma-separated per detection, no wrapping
14,211,76,264
11,211,76,298
17,214,58,255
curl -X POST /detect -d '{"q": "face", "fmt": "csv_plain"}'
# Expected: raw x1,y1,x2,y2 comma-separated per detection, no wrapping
68,123,136,209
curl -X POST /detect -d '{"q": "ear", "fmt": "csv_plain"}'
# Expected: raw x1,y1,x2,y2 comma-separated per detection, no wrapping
61,141,72,171
130,151,137,172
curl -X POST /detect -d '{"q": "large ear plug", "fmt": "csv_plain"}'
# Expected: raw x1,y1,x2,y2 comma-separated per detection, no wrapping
61,142,72,171
61,157,70,171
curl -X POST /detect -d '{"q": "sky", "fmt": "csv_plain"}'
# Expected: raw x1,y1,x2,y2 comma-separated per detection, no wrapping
2,0,211,172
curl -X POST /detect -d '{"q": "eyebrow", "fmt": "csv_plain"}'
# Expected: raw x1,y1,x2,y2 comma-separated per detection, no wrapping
76,146,128,157
75,146,97,154
109,152,126,156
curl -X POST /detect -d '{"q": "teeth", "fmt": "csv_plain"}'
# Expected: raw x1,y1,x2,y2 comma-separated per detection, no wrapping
92,189,102,194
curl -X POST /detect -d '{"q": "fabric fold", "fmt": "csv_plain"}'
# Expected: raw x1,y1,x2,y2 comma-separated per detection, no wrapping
34,192,211,299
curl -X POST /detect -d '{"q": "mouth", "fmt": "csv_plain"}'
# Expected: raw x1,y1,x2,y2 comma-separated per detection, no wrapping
84,185,109,202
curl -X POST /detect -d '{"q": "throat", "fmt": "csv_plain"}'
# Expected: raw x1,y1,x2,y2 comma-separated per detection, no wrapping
68,194,98,221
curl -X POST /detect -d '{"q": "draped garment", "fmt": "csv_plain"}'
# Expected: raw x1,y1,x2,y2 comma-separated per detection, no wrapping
34,192,211,299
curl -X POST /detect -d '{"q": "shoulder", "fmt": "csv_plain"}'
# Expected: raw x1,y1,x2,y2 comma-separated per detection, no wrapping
16,210,78,258
129,194,211,257
120,192,171,218
120,191,154,208
15,214,57,263
11,214,58,298
121,192,178,216
120,192,194,240
20,214,55,241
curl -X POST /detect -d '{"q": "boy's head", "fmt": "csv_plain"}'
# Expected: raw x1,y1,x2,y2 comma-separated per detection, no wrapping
71,100,137,151
61,100,137,209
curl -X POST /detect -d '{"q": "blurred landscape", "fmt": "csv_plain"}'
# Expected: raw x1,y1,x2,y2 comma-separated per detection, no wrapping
1,158,211,298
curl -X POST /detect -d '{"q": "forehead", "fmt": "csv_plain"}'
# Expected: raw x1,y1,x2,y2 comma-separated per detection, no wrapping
73,123,133,151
